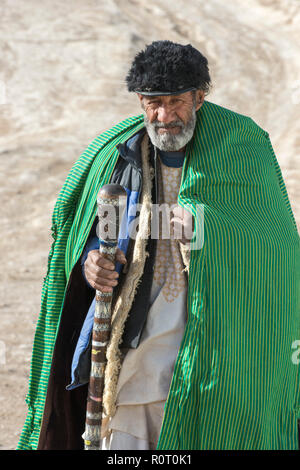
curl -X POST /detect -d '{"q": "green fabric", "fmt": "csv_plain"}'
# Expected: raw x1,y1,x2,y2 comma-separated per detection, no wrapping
17,115,145,450
17,101,300,450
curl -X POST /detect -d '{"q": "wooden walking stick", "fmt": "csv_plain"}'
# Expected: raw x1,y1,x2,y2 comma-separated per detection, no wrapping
83,183,127,450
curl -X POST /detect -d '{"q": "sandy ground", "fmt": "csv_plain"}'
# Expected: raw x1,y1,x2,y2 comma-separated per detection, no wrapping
0,0,299,450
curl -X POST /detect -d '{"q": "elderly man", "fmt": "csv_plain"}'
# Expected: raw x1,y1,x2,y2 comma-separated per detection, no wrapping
18,40,299,451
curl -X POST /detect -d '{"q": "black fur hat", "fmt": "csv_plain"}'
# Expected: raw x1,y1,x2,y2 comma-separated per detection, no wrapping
126,40,211,96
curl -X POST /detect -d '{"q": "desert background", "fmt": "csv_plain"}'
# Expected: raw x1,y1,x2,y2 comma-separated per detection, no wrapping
0,0,299,450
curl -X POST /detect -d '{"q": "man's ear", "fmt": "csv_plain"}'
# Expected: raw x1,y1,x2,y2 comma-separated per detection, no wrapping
136,93,144,106
195,90,205,111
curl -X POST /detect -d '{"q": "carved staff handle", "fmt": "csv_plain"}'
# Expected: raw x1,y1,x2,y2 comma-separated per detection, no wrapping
83,183,127,450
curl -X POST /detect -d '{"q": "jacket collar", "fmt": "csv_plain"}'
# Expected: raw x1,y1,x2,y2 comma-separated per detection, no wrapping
117,127,154,172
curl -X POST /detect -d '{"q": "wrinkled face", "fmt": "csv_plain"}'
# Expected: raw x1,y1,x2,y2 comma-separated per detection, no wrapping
138,90,204,151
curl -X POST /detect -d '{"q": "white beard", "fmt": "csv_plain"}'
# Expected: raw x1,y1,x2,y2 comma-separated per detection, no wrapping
143,105,197,152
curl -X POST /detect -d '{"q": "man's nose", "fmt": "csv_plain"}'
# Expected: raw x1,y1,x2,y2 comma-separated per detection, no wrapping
156,105,176,124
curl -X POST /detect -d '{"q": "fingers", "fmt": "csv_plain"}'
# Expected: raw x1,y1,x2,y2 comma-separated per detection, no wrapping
172,206,185,219
84,249,127,293
170,216,185,238
171,206,193,223
87,261,119,281
91,248,127,267
116,248,127,264
170,216,194,243
91,250,115,271
84,264,118,291
170,216,184,229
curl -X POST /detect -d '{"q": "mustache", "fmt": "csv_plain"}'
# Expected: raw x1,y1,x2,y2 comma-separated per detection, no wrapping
152,121,184,130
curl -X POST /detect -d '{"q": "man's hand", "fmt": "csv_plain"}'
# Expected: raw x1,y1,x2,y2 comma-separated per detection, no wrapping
84,248,127,292
170,206,194,245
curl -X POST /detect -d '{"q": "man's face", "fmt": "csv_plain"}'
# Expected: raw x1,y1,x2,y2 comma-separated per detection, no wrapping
138,90,204,152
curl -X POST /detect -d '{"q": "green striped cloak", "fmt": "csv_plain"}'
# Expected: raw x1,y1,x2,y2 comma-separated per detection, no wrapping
17,100,300,450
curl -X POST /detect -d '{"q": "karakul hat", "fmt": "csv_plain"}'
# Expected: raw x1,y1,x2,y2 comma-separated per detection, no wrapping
126,40,211,96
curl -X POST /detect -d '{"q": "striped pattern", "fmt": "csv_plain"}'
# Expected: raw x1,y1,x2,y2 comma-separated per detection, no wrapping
17,101,300,450
157,102,300,449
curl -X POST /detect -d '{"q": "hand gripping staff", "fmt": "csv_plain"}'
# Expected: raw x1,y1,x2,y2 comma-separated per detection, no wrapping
83,183,127,450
